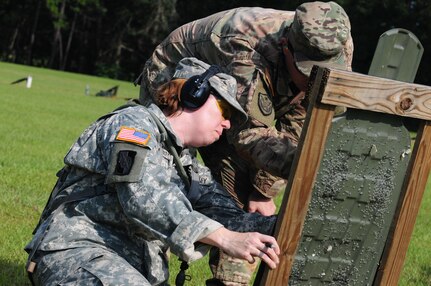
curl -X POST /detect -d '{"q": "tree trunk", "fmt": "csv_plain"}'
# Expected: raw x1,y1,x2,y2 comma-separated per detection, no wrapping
61,11,78,70
27,0,42,65
7,25,20,61
48,0,66,68
114,17,132,69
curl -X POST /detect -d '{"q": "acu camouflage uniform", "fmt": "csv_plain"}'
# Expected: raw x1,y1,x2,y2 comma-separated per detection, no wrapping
25,103,276,285
139,2,353,285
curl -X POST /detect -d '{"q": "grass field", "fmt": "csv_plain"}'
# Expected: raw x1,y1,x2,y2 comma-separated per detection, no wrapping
0,61,430,285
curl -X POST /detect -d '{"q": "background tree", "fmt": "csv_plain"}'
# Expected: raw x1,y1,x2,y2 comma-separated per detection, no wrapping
0,0,429,85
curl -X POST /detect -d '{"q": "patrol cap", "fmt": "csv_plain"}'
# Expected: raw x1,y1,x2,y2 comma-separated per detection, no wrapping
173,57,247,122
288,1,351,75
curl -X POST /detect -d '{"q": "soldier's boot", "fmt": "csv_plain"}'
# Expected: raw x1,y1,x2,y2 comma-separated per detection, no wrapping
206,249,259,286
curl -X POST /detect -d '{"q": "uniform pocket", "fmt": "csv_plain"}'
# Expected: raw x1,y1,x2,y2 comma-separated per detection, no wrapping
78,252,150,286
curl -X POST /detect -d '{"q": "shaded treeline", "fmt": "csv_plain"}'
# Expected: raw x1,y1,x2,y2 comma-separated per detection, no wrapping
1,0,430,85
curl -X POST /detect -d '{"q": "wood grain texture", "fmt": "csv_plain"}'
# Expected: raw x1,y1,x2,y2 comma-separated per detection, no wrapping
261,103,335,286
255,67,331,286
321,69,431,120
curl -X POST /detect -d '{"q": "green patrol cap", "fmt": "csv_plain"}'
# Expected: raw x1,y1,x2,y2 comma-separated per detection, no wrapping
173,57,247,123
288,1,351,75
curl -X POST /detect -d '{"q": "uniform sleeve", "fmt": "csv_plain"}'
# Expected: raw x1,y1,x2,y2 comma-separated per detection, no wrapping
231,125,296,179
222,54,297,179
113,144,223,263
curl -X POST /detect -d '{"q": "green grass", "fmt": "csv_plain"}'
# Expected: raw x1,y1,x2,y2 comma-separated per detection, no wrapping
398,176,431,286
0,62,135,285
0,61,430,285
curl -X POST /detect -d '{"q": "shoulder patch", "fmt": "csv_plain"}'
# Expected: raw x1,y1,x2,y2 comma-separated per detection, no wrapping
248,72,275,127
106,142,148,184
114,150,136,176
116,126,150,146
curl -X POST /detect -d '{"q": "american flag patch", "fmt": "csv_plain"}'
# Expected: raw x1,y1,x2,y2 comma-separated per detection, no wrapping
116,127,150,145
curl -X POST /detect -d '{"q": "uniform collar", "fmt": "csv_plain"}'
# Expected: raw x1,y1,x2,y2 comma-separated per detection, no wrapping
147,104,184,148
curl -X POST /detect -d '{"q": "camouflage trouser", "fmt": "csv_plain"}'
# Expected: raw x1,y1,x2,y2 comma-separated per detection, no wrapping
30,247,157,286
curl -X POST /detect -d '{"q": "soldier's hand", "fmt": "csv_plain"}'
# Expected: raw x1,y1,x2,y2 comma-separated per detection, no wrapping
222,231,280,269
248,190,276,216
201,228,280,269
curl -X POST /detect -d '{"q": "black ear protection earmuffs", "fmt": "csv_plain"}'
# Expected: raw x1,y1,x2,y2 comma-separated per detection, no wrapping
180,65,222,109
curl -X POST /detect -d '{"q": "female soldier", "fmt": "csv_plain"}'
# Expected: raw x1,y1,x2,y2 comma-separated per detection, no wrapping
25,57,279,285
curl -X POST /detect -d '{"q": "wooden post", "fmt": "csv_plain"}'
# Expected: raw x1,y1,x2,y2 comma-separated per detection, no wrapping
256,67,334,285
256,67,431,286
374,121,431,285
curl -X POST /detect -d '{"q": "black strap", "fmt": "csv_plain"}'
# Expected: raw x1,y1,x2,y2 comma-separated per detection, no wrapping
112,99,141,112
134,72,143,86
146,110,191,190
175,259,192,286
146,110,198,286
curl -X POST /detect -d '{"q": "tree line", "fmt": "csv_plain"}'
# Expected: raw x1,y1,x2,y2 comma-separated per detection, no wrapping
1,0,430,85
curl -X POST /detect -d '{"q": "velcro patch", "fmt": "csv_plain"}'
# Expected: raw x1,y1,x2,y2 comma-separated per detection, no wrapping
115,150,136,175
116,126,150,146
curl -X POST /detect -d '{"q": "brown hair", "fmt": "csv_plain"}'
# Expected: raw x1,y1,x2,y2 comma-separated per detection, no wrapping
155,79,186,116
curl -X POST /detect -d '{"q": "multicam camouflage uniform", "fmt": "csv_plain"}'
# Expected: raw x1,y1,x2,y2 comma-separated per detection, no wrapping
139,2,353,285
25,103,276,285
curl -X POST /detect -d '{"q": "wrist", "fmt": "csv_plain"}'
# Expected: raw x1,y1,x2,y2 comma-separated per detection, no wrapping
199,227,229,249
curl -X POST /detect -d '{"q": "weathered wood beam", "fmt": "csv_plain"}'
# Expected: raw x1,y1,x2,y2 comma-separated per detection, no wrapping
257,67,334,286
320,68,431,120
